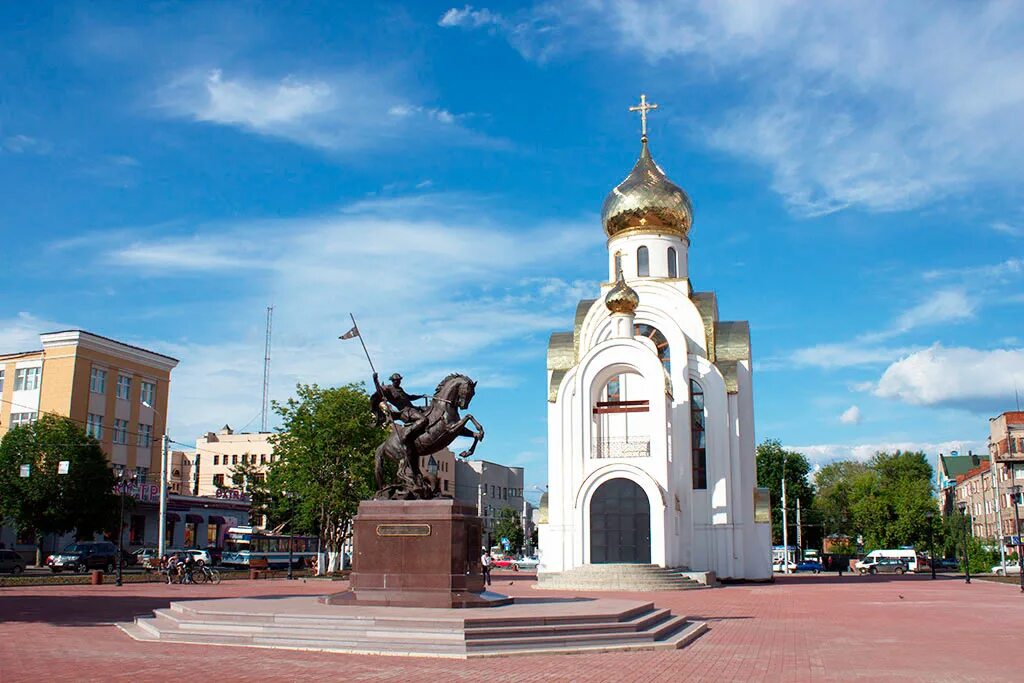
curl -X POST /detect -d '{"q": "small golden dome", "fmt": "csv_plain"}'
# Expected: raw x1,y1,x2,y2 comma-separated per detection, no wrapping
605,267,640,314
601,139,692,239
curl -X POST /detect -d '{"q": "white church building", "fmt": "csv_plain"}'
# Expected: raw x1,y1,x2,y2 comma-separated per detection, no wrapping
538,99,771,581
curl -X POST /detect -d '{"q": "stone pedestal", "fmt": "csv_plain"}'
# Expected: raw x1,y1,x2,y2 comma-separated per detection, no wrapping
322,499,510,608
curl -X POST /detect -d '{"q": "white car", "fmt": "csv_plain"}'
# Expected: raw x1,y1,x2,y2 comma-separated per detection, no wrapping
511,556,540,571
187,549,213,565
992,563,1022,576
772,562,797,573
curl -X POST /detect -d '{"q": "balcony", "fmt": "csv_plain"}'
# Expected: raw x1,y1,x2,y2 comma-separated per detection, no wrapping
592,437,651,459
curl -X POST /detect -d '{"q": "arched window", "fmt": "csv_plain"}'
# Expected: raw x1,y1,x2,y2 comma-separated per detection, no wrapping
637,246,649,277
667,247,678,278
614,251,623,278
690,379,707,490
634,323,670,372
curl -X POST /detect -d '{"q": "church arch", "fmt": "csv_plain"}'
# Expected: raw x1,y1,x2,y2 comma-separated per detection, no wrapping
637,246,650,276
589,477,652,563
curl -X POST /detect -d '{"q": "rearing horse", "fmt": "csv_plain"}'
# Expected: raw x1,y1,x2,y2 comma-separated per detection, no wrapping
374,373,484,499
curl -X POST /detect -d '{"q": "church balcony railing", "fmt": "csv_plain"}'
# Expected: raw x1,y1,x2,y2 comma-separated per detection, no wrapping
592,437,651,459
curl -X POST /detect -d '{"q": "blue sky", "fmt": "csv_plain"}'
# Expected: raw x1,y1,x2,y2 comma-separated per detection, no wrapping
2,2,1023,499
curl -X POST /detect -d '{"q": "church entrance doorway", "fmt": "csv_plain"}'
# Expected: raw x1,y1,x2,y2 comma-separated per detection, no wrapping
589,478,651,564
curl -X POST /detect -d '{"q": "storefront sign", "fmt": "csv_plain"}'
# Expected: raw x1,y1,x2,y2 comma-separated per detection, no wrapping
215,488,250,501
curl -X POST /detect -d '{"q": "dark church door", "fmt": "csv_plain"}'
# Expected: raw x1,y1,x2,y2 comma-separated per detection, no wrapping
589,478,651,563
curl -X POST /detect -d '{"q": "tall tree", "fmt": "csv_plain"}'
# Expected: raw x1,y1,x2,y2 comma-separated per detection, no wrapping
492,508,525,555
0,415,117,563
814,460,871,537
268,383,386,572
756,439,814,545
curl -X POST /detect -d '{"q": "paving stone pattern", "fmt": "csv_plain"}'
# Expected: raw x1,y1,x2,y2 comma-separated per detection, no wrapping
1,572,1020,681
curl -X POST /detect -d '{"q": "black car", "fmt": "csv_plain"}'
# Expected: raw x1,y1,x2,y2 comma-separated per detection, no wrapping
46,541,118,573
933,557,959,571
0,549,26,574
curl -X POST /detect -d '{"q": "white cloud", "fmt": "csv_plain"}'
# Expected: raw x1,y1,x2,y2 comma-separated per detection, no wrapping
157,69,495,153
790,439,985,468
79,194,603,440
991,222,1024,238
452,1,1024,215
790,342,916,370
892,289,975,333
922,258,1024,284
439,6,503,29
838,405,861,425
3,135,52,155
0,313,64,353
873,343,1024,411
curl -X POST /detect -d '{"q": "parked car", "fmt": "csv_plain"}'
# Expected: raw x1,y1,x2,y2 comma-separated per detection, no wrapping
772,562,797,573
933,558,959,571
860,558,909,575
187,549,213,566
795,560,824,574
46,541,118,573
511,556,540,571
0,549,26,574
490,556,515,569
992,563,1022,576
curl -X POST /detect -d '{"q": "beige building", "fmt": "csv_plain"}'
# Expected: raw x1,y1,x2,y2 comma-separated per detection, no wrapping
190,426,277,496
0,330,177,475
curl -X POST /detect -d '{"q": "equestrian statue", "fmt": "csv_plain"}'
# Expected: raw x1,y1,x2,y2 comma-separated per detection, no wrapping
370,370,485,500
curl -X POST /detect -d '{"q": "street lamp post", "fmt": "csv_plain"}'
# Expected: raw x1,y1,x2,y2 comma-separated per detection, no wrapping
1009,484,1023,593
115,469,137,587
924,510,936,580
956,500,971,584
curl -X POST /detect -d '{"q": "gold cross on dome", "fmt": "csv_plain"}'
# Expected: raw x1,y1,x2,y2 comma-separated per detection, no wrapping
629,94,658,141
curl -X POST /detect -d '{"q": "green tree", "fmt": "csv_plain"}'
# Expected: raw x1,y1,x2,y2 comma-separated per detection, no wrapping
267,383,386,572
756,439,814,544
813,460,870,536
0,415,117,564
492,508,525,555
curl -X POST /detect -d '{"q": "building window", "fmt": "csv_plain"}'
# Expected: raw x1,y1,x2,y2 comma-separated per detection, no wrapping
232,454,238,465
261,454,267,464
140,381,156,406
10,412,37,427
634,324,671,371
232,473,244,486
14,367,41,391
86,413,103,439
113,419,129,444
605,375,621,402
116,375,132,400
637,246,650,277
90,367,107,394
137,423,152,448
690,379,707,490
213,473,225,487
444,480,450,491
0,369,4,392
667,247,678,278
213,455,220,465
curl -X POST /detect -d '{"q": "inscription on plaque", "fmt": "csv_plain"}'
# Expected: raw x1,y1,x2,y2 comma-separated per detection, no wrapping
376,523,432,537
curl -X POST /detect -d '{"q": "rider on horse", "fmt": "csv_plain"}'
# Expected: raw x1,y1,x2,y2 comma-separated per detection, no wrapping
372,372,430,449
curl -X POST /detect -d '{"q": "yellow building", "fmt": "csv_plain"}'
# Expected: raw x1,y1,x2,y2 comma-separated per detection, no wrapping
0,330,178,475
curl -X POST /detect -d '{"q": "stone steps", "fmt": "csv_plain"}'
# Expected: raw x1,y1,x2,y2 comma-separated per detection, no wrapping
117,595,708,658
536,564,712,592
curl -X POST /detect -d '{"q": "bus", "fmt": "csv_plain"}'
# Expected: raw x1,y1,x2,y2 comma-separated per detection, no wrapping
220,526,318,569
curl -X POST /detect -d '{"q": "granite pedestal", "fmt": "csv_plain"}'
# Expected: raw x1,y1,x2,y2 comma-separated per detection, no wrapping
322,499,510,608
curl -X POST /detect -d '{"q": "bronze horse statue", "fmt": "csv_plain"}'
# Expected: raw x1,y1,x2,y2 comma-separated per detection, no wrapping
372,373,484,499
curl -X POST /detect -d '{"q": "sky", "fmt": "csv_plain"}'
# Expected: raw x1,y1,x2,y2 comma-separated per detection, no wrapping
2,1,1023,501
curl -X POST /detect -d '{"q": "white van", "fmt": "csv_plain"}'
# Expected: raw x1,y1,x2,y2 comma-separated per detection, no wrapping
855,549,923,573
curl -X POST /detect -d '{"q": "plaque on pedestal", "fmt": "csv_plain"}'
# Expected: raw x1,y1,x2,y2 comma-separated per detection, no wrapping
322,499,511,608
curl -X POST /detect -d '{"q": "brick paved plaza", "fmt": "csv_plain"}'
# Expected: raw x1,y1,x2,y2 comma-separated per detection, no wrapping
1,573,1018,682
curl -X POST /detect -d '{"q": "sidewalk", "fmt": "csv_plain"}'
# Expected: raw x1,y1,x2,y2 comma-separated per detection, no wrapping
1,573,1020,681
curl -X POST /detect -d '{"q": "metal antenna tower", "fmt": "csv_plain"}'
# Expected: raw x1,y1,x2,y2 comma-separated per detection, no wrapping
261,305,274,432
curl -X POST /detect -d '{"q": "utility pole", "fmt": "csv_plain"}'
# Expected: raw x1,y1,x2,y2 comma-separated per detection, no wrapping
796,497,803,556
261,305,273,432
781,466,790,574
157,434,170,559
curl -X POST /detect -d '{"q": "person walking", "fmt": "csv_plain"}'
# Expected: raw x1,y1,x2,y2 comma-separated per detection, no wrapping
481,550,492,587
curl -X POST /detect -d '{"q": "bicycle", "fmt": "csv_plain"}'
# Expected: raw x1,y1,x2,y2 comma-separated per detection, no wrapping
192,562,222,585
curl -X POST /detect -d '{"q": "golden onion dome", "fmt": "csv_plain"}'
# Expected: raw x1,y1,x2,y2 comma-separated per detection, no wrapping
601,139,692,239
605,266,640,314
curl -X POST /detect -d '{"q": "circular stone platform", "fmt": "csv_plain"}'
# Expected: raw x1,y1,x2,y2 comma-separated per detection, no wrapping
118,594,707,658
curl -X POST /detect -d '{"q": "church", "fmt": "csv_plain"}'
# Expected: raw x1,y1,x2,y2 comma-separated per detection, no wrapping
537,97,771,582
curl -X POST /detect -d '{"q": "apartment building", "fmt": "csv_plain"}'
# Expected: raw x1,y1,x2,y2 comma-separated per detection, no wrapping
0,329,177,474
454,459,525,547
190,426,277,496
